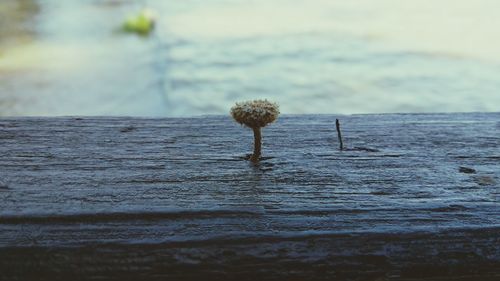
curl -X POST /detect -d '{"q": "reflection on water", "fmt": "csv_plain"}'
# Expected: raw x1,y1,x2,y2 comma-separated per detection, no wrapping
1,0,500,116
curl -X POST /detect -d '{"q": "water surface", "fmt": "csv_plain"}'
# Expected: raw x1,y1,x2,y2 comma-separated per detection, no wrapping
1,0,500,116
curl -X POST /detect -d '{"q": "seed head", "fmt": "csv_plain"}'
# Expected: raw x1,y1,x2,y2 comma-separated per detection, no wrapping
230,100,280,128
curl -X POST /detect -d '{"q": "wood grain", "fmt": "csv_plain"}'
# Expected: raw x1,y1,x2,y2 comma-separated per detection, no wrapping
0,113,499,280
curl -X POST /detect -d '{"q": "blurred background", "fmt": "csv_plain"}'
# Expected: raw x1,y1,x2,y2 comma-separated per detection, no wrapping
1,0,500,116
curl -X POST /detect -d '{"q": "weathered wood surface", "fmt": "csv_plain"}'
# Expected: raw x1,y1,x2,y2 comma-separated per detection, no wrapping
0,113,499,280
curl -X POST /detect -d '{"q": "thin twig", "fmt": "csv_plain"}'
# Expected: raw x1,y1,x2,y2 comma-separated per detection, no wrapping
336,119,344,150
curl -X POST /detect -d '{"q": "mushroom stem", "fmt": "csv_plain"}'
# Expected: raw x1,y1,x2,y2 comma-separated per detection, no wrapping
250,127,262,162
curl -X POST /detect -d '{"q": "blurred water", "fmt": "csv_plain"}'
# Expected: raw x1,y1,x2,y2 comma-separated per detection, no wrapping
1,0,500,116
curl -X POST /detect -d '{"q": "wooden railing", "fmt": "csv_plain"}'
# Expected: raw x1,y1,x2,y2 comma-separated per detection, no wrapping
0,113,499,280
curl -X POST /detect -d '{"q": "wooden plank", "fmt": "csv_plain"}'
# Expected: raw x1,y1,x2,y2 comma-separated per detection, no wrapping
0,113,499,280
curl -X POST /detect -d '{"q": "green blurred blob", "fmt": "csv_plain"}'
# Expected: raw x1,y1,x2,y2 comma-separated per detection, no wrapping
122,10,155,36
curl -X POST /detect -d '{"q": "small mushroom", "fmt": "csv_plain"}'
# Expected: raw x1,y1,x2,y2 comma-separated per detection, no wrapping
230,100,280,162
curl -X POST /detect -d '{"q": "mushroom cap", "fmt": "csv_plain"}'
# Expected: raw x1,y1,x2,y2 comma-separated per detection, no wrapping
230,99,280,128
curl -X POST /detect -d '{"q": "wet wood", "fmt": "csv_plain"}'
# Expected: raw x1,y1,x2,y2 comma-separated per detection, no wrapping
0,113,499,280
